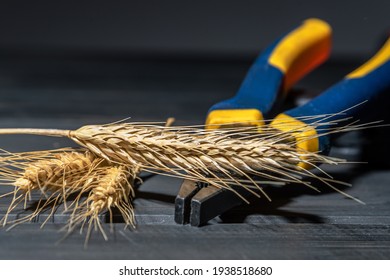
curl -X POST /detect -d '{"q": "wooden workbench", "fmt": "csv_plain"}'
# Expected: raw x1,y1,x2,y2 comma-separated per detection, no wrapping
0,53,389,259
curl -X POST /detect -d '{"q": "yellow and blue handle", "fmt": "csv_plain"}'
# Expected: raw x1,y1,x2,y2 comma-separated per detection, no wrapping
206,18,332,128
271,37,390,168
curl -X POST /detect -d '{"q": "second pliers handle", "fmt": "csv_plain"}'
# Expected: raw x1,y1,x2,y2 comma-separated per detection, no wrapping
271,37,390,168
206,18,332,128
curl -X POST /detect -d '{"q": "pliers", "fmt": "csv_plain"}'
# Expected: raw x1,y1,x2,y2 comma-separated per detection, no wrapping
174,18,390,226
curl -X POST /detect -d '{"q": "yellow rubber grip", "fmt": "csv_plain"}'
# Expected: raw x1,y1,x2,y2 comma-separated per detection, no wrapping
347,37,390,78
205,109,264,129
269,18,332,92
270,113,319,170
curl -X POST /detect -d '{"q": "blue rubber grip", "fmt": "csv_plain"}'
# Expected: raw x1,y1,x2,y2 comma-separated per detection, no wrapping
208,39,284,114
208,18,331,119
284,59,390,153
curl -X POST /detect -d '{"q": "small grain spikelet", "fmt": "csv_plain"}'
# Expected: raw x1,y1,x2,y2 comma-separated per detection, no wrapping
15,150,103,194
0,149,105,226
89,165,137,223
68,164,139,245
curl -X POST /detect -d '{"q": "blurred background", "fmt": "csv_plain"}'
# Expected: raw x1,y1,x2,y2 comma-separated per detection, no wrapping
0,0,388,56
0,0,389,123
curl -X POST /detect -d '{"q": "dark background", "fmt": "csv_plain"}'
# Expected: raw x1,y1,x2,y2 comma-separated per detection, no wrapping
0,1,390,259
0,0,389,122
0,0,389,57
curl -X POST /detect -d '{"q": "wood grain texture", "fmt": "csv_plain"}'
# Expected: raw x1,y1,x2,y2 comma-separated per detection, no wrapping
0,56,390,259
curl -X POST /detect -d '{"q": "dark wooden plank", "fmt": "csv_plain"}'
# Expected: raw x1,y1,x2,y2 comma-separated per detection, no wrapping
1,57,390,259
0,223,389,259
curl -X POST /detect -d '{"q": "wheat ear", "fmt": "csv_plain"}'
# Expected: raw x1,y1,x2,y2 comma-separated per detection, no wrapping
66,164,139,247
1,149,141,245
0,118,363,201
0,150,105,226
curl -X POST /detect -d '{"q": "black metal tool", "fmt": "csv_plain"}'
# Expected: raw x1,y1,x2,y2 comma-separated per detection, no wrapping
175,179,257,226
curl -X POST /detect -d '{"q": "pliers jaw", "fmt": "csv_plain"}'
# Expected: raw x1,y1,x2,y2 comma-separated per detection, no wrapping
175,179,256,226
174,179,202,225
